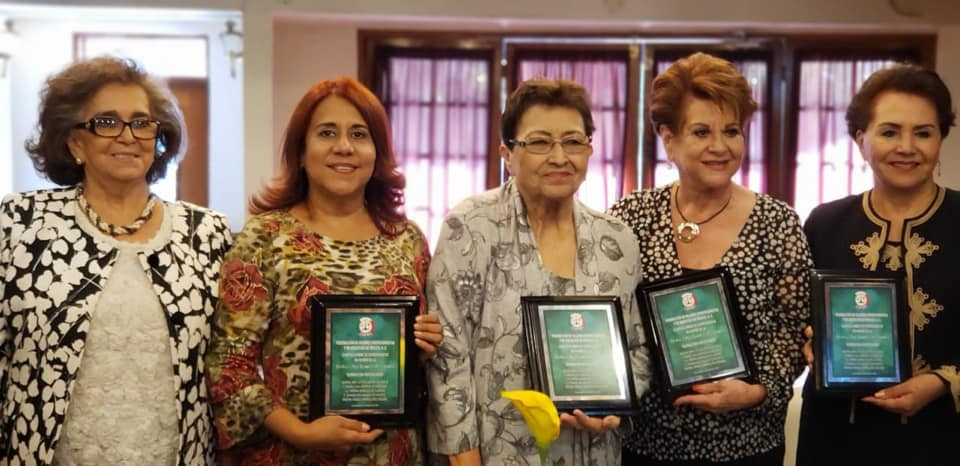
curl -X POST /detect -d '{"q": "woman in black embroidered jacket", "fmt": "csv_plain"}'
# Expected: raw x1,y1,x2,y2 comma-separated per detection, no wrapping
797,64,960,466
0,57,232,465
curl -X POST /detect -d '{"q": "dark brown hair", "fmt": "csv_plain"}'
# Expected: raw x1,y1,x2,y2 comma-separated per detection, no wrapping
846,63,955,139
250,77,406,234
649,52,757,134
25,56,185,186
501,79,594,149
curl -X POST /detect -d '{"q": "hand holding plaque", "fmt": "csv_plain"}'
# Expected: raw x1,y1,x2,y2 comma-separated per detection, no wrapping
809,270,910,396
636,267,756,401
309,295,423,427
520,296,640,416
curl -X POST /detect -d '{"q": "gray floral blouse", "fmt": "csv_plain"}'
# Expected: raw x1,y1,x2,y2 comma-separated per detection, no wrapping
426,179,650,465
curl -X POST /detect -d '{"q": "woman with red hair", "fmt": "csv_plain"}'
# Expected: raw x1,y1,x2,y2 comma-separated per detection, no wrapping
205,77,442,465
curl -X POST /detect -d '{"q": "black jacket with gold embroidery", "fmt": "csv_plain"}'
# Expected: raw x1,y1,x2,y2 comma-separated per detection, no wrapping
801,186,959,413
797,187,959,466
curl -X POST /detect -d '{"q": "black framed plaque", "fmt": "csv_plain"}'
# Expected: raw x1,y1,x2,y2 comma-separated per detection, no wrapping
308,295,422,427
636,267,755,401
810,269,910,395
520,296,640,416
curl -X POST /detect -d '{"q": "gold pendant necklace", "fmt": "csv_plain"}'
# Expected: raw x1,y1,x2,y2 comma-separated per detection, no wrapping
674,185,732,243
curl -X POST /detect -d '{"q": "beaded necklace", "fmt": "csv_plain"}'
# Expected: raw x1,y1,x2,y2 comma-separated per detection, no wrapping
77,185,157,236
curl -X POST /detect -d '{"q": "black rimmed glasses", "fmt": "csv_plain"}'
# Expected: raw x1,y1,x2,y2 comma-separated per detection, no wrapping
74,116,161,140
508,135,592,155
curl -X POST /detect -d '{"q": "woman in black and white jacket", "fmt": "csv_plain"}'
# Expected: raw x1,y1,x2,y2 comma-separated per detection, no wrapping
0,57,232,465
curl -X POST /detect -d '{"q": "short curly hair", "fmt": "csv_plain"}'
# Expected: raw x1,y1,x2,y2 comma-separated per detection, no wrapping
846,63,956,139
25,57,185,186
501,79,595,149
649,52,757,135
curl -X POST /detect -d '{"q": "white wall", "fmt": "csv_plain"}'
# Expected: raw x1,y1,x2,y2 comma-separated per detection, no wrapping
1,6,246,230
0,54,11,197
272,21,357,162
241,1,273,207
269,0,960,25
8,0,960,24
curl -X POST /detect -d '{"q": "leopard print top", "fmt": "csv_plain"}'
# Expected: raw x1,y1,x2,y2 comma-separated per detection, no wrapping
206,210,430,465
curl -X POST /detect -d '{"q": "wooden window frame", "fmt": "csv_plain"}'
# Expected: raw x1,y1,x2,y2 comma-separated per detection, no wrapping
780,34,935,205
359,31,502,189
358,30,937,206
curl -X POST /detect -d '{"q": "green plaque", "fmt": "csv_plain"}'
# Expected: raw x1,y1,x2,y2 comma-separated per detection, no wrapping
541,306,623,398
309,295,422,427
521,297,640,416
637,267,755,400
327,310,402,412
811,271,910,395
652,281,743,384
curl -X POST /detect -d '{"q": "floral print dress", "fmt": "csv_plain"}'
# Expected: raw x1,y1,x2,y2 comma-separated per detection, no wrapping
426,179,650,465
205,210,430,465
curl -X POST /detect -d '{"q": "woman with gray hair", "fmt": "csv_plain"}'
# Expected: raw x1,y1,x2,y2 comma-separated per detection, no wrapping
0,57,232,465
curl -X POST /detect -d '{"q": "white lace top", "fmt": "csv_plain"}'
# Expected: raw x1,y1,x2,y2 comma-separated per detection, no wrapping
54,204,179,466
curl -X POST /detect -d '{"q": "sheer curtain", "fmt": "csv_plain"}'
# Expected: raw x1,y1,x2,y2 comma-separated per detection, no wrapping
793,59,895,221
651,59,768,193
516,52,628,212
386,56,490,247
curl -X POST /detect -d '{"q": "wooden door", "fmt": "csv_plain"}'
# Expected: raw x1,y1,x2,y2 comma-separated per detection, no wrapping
168,77,209,206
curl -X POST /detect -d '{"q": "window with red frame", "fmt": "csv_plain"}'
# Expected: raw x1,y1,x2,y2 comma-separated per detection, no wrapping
362,32,934,233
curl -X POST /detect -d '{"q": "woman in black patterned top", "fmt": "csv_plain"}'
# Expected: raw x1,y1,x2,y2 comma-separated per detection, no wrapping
608,52,812,465
0,57,232,465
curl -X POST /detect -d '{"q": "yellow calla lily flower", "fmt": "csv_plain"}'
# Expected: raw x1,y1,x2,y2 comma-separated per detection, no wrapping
501,390,560,465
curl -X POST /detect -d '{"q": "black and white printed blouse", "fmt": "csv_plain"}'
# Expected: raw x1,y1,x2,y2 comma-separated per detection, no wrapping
608,185,812,462
0,187,232,465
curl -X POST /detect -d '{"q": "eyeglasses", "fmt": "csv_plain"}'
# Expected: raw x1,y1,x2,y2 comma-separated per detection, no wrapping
74,116,161,140
508,135,592,155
